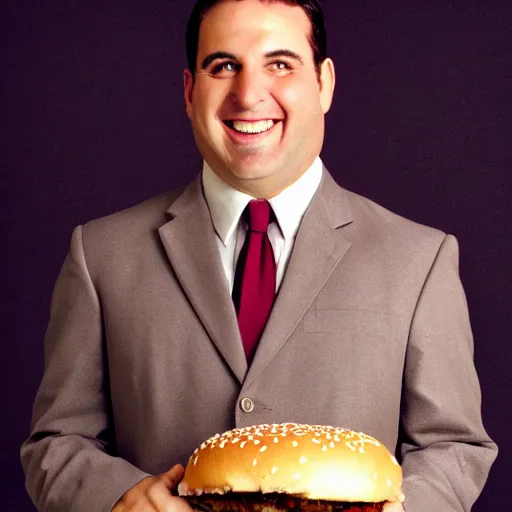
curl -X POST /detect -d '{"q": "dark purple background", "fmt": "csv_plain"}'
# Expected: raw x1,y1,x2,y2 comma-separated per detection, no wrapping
2,2,510,509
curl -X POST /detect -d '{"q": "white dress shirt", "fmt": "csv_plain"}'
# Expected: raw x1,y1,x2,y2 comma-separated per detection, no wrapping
201,157,323,293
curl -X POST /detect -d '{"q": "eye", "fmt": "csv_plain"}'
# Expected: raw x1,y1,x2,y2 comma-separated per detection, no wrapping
269,61,292,75
210,61,239,76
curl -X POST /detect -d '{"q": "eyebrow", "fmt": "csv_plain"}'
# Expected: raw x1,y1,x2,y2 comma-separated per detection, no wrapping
200,49,304,70
264,49,304,65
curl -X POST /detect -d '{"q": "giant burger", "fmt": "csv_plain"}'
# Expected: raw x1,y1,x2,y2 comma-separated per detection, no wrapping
178,423,404,511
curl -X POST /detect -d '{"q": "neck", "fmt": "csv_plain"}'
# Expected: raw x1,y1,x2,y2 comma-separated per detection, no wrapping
215,163,316,199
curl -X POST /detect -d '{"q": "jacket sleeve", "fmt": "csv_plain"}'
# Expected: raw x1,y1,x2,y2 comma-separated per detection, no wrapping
399,234,497,511
20,226,150,512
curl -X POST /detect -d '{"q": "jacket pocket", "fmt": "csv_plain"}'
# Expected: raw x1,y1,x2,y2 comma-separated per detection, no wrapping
303,308,398,340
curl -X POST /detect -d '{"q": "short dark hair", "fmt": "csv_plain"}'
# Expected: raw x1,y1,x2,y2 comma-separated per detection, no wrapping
185,0,327,75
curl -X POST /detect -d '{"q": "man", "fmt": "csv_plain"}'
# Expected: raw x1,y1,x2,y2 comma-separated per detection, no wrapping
21,0,497,511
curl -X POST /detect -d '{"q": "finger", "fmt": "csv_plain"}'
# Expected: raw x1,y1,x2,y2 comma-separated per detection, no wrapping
383,503,405,512
147,481,183,511
160,464,185,490
165,496,194,512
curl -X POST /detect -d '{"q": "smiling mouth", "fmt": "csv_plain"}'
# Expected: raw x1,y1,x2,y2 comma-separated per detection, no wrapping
224,119,278,134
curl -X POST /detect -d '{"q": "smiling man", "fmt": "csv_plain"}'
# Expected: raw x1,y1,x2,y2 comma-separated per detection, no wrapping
21,1,496,511
183,0,334,200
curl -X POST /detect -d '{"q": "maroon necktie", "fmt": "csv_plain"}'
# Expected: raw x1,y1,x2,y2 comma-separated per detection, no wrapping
233,199,277,363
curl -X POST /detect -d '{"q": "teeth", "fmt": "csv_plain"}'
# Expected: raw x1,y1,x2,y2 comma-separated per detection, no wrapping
230,120,275,134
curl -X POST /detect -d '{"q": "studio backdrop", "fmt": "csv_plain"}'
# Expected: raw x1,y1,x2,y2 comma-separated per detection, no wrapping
2,2,510,509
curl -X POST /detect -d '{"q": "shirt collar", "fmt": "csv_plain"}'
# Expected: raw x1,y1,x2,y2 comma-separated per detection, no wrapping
202,157,323,246
268,157,323,240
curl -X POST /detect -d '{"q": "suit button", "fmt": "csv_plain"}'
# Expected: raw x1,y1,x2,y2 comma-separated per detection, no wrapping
240,397,254,413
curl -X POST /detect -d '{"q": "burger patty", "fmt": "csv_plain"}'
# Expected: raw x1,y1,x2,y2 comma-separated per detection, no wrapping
186,492,386,511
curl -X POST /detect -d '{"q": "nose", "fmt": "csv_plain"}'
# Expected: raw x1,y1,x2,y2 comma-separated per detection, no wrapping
229,68,269,111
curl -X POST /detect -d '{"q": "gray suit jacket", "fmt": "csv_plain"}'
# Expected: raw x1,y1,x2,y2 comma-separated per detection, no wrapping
21,169,497,511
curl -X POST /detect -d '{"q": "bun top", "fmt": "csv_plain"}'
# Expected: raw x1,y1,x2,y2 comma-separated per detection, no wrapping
178,423,403,503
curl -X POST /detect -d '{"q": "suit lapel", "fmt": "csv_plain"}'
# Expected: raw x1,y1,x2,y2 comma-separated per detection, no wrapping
158,177,247,383
244,170,353,387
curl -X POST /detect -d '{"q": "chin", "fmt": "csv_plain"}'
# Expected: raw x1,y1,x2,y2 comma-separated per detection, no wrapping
178,423,404,511
228,159,280,177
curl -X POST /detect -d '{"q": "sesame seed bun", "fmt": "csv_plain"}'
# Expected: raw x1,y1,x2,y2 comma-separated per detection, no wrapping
178,423,403,503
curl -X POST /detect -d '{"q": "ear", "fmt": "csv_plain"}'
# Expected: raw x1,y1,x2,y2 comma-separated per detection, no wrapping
184,69,194,120
318,58,335,114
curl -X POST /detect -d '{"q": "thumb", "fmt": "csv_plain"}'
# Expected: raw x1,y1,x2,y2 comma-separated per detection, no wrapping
159,463,185,491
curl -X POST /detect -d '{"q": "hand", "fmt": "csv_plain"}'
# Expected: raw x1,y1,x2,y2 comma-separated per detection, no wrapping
383,501,405,512
112,464,193,511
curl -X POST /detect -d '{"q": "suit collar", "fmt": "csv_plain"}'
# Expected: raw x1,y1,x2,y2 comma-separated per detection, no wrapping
244,167,354,387
159,168,353,387
160,176,248,383
316,165,354,229
201,157,324,247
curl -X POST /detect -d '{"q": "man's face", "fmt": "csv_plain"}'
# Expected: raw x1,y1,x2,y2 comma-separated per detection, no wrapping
184,0,335,198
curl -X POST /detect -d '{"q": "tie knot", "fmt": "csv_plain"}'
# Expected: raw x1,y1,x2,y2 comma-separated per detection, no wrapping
246,199,272,233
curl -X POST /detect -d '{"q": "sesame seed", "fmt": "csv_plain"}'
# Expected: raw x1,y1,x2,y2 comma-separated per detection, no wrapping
260,446,267,452
254,440,261,445
292,440,298,447
322,445,328,452
330,442,335,448
346,442,356,451
240,441,247,448
253,458,258,467
299,456,307,464
271,466,278,474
